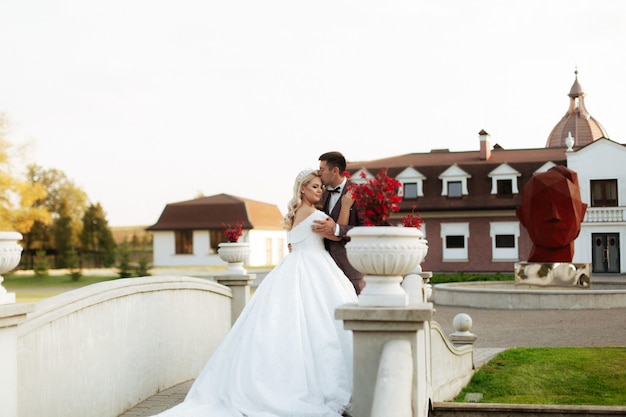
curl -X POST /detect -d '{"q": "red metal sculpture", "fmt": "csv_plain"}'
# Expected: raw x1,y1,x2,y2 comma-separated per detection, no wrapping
516,166,587,262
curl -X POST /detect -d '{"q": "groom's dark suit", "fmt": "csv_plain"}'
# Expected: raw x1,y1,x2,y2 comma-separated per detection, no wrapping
321,181,365,295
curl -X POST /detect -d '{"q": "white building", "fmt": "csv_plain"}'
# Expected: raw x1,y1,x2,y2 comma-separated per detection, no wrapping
147,194,286,268
568,138,626,273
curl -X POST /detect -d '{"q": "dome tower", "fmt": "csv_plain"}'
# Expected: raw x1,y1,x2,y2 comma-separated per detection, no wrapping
545,70,608,148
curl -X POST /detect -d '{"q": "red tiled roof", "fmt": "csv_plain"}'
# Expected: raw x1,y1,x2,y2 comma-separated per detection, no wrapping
146,194,284,231
346,146,569,212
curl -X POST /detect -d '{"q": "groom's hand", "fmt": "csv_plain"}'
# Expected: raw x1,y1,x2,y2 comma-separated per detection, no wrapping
312,217,336,236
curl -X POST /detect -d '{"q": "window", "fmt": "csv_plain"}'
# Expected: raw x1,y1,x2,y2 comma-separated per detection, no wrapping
490,222,520,261
495,235,515,248
209,230,223,254
439,164,471,197
175,230,193,254
496,179,513,195
489,163,520,195
591,179,618,207
440,223,469,261
396,166,425,198
403,183,418,199
447,181,462,197
446,235,465,248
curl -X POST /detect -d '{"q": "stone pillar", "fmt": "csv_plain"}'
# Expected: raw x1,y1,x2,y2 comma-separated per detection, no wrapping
0,302,34,417
216,274,256,325
336,303,434,417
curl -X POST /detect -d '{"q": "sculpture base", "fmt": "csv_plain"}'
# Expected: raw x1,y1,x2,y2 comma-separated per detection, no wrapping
514,262,590,289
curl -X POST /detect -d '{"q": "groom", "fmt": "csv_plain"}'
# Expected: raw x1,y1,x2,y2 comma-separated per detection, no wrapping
312,151,365,295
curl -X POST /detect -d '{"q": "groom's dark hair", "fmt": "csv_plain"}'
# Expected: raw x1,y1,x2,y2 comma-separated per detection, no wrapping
319,151,347,173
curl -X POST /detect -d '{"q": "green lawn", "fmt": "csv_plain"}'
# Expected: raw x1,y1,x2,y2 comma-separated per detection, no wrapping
4,273,119,302
456,347,626,406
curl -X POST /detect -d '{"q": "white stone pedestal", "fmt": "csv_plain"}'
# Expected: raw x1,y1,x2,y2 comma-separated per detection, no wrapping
336,303,434,417
0,302,34,417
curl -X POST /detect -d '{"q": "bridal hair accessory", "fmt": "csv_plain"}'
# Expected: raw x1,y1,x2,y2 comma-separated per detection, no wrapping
297,168,317,183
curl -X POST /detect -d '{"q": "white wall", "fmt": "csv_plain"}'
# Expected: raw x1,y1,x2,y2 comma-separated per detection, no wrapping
17,276,232,417
568,139,626,272
152,229,288,268
567,139,626,207
248,229,287,266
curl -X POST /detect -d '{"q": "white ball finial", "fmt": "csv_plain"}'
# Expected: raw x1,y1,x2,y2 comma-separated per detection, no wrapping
453,313,473,333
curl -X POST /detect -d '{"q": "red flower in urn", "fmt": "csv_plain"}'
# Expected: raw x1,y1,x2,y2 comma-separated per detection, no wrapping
348,169,402,226
222,221,244,243
401,205,423,229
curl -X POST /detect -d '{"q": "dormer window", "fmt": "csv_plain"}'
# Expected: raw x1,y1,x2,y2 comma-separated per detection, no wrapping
403,183,418,198
396,167,426,199
439,164,471,197
447,181,462,197
497,179,513,195
488,163,521,196
535,161,557,174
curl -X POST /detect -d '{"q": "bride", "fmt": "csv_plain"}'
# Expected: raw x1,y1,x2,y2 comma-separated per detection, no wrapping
153,168,358,417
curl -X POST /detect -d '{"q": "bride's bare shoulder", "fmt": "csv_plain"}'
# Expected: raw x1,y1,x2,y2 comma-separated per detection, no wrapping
292,207,317,229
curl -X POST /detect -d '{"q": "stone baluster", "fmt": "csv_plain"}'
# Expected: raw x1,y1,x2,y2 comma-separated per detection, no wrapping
215,273,256,325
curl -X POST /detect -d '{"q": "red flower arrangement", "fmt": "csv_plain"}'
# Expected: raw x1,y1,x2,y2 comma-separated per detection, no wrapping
348,169,403,226
401,205,423,229
222,221,244,242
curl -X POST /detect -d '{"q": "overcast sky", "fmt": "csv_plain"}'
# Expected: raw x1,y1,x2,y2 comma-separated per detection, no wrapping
1,0,625,226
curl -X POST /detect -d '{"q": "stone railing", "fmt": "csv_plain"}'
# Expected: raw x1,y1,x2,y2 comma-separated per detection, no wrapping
336,273,476,417
0,274,256,417
584,206,625,223
1,270,475,417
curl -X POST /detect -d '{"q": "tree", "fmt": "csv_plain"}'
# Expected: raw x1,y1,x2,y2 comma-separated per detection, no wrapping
53,201,74,268
22,164,88,267
80,203,116,267
0,113,51,233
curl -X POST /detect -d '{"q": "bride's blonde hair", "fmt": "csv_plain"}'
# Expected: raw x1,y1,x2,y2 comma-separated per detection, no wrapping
282,168,320,230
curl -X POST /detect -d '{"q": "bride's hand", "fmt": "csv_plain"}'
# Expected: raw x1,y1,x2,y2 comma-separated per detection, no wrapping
341,191,355,208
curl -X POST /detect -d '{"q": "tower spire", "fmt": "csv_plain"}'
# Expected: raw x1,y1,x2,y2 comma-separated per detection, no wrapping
545,69,608,148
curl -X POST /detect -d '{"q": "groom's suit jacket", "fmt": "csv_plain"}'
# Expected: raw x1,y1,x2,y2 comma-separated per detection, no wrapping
321,181,365,295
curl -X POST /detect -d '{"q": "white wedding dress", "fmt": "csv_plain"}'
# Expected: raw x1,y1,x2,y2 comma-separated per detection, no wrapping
153,210,358,417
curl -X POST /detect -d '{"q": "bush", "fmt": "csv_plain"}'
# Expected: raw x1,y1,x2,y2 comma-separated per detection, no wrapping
430,272,514,284
116,243,134,278
135,254,151,277
66,247,82,281
33,250,49,277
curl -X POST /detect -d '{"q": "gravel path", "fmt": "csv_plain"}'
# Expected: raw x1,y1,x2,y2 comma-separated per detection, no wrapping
431,304,626,349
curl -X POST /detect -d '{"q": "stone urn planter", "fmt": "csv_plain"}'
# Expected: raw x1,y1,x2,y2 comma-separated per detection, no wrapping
217,242,251,275
0,231,24,304
346,226,427,307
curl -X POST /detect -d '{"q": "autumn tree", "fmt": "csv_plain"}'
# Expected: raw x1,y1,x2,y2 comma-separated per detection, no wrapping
22,164,88,267
0,113,51,234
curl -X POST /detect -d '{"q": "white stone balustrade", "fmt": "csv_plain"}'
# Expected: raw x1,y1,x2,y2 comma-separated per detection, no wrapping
584,207,625,223
1,270,476,417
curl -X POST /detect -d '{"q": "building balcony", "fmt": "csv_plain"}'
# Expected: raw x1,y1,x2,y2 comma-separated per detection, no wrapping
584,206,625,223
